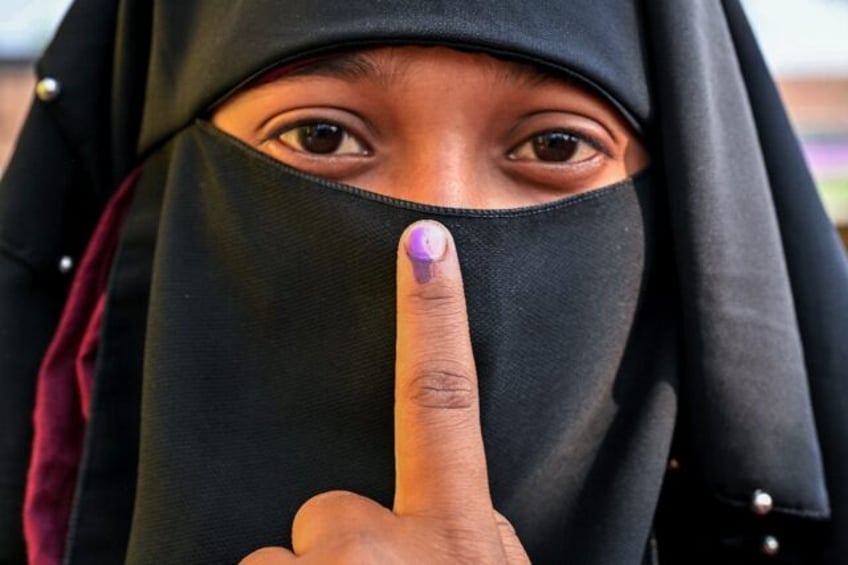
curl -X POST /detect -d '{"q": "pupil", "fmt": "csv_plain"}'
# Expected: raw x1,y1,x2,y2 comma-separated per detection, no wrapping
532,132,578,162
298,123,344,154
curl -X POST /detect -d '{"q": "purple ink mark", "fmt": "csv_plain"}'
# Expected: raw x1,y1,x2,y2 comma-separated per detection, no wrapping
406,223,447,284
411,261,433,283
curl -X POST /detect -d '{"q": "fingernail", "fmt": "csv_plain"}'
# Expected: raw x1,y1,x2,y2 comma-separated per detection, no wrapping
406,222,448,263
405,222,448,283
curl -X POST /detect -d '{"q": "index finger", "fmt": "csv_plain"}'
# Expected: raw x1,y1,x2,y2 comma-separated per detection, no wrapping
393,220,493,520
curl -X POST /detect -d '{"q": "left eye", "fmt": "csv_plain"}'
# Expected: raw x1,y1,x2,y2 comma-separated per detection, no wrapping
509,131,600,163
276,122,369,156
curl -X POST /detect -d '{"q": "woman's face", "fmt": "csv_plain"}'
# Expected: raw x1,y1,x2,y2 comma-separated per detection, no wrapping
213,46,648,209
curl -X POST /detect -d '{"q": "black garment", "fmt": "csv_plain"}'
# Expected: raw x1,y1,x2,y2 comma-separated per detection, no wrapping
1,1,845,563
124,123,677,563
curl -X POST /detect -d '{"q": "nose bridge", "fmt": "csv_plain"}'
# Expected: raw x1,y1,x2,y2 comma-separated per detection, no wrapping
384,62,496,208
401,133,482,208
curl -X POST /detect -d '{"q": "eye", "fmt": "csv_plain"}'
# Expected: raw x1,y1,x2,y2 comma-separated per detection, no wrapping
274,122,369,156
508,130,604,163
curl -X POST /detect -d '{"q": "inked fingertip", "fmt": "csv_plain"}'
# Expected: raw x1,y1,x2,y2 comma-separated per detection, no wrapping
405,221,448,263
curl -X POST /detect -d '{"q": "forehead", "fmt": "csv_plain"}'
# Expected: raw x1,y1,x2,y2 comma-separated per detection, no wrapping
218,45,631,137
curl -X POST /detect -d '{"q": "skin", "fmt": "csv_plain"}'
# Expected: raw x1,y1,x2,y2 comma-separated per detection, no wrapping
213,46,648,208
213,47,649,562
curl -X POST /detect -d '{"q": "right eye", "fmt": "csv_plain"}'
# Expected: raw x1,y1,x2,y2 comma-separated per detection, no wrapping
508,130,606,164
274,122,370,156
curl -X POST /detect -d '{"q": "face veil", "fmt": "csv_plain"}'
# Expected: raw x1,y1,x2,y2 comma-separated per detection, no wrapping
122,120,674,562
0,1,845,564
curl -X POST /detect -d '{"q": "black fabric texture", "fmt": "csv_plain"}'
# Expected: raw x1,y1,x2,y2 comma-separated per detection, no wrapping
0,5,113,552
0,0,845,563
62,159,163,563
644,1,832,516
656,462,831,564
122,121,677,563
720,1,848,557
0,103,73,560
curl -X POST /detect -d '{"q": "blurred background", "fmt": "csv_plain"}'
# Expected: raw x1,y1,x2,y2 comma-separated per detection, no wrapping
0,0,846,246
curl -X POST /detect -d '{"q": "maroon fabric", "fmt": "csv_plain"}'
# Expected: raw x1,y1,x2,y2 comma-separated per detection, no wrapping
242,57,324,88
75,294,105,421
24,169,140,565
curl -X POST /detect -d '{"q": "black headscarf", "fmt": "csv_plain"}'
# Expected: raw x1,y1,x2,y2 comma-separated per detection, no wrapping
1,1,845,564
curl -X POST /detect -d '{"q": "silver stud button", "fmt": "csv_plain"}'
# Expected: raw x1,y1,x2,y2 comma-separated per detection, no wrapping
751,489,773,515
760,535,780,557
36,77,61,102
58,255,74,273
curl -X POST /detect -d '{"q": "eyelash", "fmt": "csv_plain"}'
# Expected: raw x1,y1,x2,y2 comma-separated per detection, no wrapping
508,130,611,163
266,120,610,163
268,120,371,157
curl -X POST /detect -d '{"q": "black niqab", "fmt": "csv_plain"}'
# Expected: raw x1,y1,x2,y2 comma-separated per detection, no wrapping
125,122,673,562
0,1,845,563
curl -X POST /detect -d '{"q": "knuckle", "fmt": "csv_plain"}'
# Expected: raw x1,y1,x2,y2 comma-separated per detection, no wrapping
406,363,476,409
494,512,530,564
301,489,358,510
295,490,359,525
494,511,517,534
292,491,389,557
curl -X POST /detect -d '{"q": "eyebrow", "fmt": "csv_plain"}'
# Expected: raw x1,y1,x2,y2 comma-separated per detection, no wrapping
273,50,563,88
281,53,381,81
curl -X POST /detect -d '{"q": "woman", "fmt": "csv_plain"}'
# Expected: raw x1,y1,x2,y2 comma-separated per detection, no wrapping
0,1,845,563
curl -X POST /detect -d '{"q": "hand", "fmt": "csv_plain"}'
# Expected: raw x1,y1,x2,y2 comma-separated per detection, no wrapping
240,220,529,564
